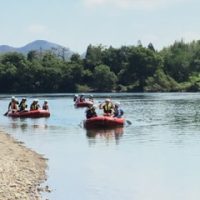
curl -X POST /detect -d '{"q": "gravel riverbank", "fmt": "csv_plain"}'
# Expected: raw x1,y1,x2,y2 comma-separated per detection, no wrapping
0,131,48,200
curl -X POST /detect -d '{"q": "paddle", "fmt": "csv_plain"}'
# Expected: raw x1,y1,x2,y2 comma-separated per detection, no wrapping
126,120,132,125
4,110,9,116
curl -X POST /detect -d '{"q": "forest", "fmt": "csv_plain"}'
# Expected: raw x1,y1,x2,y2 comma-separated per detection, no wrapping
0,40,200,93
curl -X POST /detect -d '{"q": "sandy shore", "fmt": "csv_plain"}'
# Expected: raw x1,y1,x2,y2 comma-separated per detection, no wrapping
0,131,48,200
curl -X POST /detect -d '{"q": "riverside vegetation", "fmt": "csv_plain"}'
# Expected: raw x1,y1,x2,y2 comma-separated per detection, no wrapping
1,40,200,93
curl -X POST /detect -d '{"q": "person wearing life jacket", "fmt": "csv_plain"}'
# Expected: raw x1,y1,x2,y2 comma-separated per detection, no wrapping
4,96,18,115
79,94,85,102
99,98,114,116
113,102,124,118
88,94,94,103
10,98,19,112
19,98,28,112
9,97,19,113
42,100,49,110
8,96,16,110
86,104,97,119
30,99,40,110
73,94,78,102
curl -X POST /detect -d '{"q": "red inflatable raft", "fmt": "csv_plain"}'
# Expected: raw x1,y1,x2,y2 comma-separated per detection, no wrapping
84,116,125,128
7,110,50,118
75,101,93,108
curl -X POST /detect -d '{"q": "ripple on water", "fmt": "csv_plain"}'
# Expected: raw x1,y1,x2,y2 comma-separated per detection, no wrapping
1,93,200,200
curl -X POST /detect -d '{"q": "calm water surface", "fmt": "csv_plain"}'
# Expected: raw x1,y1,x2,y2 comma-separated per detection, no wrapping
1,93,200,200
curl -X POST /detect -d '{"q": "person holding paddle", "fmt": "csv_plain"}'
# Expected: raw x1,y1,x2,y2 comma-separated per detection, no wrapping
113,102,124,118
8,96,18,113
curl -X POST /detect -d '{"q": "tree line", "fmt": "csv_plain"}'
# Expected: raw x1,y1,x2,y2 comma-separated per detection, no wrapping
1,39,200,93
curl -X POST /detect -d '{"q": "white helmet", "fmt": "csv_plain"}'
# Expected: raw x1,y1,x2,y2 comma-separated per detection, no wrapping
15,98,18,103
115,102,120,106
105,98,111,102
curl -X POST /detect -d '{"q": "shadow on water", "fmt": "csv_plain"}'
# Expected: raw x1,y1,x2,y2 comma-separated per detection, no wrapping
85,127,124,145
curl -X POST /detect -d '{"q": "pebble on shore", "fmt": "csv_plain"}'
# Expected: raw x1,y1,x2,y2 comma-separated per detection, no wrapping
0,131,49,200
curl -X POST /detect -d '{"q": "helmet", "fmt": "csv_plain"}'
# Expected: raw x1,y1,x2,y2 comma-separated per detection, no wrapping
33,99,38,102
105,98,111,103
115,102,120,106
44,100,48,103
11,96,16,101
22,97,26,100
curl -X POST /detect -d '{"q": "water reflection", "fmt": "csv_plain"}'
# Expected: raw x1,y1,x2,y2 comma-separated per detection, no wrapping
86,127,124,145
2,93,200,200
9,122,49,131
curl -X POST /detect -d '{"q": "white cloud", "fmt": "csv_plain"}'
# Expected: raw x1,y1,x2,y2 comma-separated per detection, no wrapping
83,0,189,10
27,24,48,34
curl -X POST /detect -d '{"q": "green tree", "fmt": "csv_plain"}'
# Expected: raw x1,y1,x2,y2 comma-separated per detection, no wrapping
93,64,117,91
119,46,163,91
27,50,39,61
70,53,82,63
84,44,104,71
148,42,156,52
0,63,17,92
161,40,192,82
102,46,128,75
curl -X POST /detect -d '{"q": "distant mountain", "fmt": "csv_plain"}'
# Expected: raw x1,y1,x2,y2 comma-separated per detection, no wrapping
0,45,16,53
0,40,74,59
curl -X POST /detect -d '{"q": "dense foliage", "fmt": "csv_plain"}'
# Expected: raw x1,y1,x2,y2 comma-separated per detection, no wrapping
1,40,200,93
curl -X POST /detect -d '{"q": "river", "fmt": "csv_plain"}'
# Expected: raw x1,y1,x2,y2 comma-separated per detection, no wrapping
0,93,200,200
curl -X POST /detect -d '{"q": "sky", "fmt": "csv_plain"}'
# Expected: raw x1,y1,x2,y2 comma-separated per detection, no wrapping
0,0,199,53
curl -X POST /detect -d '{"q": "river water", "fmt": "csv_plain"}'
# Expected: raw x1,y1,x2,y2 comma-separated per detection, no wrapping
1,93,200,200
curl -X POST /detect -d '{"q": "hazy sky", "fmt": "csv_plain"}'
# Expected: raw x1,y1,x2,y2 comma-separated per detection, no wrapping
0,0,199,53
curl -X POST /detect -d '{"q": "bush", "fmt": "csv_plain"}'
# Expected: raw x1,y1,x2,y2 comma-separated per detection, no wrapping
75,84,92,92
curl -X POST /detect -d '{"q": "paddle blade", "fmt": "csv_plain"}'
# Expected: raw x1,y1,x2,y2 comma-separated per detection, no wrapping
126,120,132,125
4,111,8,116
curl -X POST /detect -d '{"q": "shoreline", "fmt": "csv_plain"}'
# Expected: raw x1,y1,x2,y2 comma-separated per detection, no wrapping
0,130,48,200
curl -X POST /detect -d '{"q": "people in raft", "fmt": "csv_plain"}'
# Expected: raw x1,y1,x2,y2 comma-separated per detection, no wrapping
99,98,115,116
113,102,124,118
19,98,28,112
30,99,40,110
42,100,49,110
86,104,97,119
8,96,19,113
74,94,86,103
